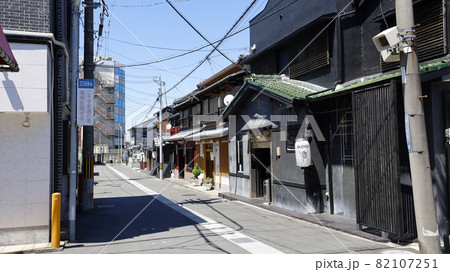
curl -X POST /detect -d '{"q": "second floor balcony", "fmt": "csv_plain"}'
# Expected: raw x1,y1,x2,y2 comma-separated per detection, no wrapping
95,122,115,135
95,88,115,104
94,104,115,120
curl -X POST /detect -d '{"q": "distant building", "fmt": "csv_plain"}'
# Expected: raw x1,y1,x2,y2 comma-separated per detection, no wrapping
91,56,126,163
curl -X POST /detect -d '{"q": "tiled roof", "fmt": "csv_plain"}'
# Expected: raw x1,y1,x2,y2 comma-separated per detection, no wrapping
308,55,450,98
246,74,325,100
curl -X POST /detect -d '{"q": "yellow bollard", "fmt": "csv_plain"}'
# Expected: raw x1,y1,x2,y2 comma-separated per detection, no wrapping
51,193,61,248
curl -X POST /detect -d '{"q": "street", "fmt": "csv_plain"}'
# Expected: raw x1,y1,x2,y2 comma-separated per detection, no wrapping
58,164,419,254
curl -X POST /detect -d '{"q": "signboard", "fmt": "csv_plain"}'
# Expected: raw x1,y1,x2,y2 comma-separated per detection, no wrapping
77,79,94,126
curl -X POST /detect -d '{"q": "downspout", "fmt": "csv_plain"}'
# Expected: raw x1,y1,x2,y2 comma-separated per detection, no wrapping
3,30,70,97
335,3,356,86
69,0,81,242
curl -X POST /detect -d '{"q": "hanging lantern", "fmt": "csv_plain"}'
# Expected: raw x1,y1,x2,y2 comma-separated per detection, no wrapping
295,138,311,167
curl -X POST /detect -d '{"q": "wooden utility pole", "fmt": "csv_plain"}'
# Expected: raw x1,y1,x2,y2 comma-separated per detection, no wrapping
396,0,441,253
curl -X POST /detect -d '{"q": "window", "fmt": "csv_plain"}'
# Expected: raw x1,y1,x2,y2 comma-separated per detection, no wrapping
286,124,300,152
289,23,329,78
202,99,209,114
210,97,218,114
192,103,201,116
180,108,192,129
186,147,194,169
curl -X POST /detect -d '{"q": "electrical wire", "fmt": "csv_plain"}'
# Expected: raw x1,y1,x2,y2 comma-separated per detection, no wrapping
111,0,189,8
165,0,241,66
124,0,301,127
99,1,297,70
103,4,192,95
162,0,259,96
379,0,390,29
251,0,355,102
107,37,247,53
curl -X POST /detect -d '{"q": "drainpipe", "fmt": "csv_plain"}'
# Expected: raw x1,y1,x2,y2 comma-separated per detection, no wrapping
4,30,70,93
68,0,81,242
335,5,356,86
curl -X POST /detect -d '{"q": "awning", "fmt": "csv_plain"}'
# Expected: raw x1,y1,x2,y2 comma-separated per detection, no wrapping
0,25,19,72
165,126,202,142
185,126,228,141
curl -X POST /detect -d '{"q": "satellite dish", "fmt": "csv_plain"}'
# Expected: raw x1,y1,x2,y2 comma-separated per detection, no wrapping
223,94,234,106
166,123,172,130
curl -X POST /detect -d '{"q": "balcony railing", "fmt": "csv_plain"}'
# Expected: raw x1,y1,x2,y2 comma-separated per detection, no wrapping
95,88,115,104
94,122,115,135
94,104,115,119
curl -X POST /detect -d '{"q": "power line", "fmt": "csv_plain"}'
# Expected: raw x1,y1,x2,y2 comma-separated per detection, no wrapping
99,1,298,70
251,0,354,102
165,0,240,65
163,0,259,96
111,0,189,8
107,37,247,53
97,44,246,68
103,4,192,95
124,0,300,127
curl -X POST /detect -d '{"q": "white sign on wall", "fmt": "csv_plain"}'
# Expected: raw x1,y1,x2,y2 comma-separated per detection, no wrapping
77,79,94,126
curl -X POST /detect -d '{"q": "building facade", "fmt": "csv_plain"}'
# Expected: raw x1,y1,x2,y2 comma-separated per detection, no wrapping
166,63,247,191
242,0,449,246
93,56,125,163
0,0,75,245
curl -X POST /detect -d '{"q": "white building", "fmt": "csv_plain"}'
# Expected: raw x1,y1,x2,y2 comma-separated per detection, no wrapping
0,1,75,246
92,56,126,163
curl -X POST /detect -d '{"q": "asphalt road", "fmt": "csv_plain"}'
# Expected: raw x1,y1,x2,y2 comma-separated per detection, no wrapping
58,164,419,254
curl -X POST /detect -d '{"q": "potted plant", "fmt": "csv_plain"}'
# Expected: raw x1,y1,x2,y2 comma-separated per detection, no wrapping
203,177,213,190
191,163,202,186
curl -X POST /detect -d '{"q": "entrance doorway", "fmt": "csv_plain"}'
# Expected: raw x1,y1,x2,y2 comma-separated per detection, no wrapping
177,145,184,178
251,147,270,198
205,144,214,180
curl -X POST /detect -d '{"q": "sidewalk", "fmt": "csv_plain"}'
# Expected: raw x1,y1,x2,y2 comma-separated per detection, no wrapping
0,242,64,254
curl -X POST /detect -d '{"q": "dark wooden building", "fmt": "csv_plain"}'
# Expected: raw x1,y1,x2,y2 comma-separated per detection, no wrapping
243,0,449,245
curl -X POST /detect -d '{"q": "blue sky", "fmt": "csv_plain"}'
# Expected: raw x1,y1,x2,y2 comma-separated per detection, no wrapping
81,0,267,130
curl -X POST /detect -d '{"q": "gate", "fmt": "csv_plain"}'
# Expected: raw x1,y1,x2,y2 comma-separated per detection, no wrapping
353,83,415,239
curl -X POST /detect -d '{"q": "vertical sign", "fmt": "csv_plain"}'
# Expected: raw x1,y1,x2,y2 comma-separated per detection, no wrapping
77,79,94,126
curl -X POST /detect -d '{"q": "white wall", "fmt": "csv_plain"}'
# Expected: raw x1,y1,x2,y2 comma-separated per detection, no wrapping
0,43,50,113
0,42,52,246
0,113,51,245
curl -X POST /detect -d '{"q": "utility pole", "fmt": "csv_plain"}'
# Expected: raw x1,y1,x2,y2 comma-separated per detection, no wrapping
119,125,122,164
69,0,81,241
396,0,441,253
158,76,164,180
81,1,96,212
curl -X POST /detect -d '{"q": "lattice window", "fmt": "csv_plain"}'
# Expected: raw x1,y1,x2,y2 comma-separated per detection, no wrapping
289,24,330,78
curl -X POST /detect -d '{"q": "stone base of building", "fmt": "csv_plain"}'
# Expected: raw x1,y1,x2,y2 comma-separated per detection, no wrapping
0,225,49,246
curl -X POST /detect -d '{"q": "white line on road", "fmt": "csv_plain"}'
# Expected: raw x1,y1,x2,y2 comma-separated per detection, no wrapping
106,165,284,254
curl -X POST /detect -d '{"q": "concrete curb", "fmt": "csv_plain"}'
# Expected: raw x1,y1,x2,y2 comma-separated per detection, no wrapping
0,241,66,254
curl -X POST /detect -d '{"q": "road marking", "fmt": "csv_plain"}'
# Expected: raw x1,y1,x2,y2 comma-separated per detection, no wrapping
106,165,284,254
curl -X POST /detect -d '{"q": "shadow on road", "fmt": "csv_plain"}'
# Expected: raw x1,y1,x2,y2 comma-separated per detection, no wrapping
74,195,204,244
